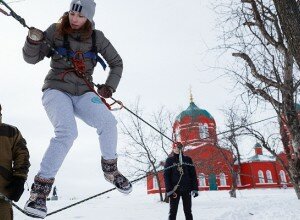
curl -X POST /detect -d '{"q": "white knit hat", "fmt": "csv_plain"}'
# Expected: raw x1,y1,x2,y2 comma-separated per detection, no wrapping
70,0,96,28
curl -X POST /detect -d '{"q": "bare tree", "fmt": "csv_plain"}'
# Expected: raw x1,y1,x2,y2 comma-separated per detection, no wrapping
273,0,300,69
216,0,300,198
120,101,174,201
218,106,245,198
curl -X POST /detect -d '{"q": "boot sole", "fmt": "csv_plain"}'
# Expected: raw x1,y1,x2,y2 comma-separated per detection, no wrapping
104,176,133,194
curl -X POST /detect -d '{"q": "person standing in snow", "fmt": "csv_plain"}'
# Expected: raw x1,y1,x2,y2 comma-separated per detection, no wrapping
22,0,132,218
0,104,30,220
164,143,198,220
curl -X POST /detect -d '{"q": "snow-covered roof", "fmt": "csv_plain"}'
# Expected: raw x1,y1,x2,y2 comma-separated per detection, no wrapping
184,144,207,151
240,154,276,163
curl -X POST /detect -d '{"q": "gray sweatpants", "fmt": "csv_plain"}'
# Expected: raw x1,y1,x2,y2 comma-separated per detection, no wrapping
38,89,118,179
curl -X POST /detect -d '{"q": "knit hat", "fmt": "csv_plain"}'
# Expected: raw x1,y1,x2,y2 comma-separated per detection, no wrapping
70,0,96,28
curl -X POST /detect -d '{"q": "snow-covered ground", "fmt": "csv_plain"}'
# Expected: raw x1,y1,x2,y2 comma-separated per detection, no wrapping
14,184,300,220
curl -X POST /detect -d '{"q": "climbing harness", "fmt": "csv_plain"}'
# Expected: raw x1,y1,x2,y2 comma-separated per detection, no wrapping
48,31,107,71
0,0,120,111
0,1,284,217
168,144,185,199
0,0,177,142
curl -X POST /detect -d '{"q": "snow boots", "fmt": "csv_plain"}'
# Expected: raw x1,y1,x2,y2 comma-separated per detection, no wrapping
24,176,54,219
101,157,132,194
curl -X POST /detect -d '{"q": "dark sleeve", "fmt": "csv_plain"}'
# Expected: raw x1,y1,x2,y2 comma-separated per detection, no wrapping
95,30,123,92
187,157,198,191
163,158,173,192
12,129,30,180
22,23,56,64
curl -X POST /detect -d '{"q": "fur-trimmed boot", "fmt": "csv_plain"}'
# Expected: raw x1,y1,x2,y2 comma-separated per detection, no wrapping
101,157,132,194
24,176,54,219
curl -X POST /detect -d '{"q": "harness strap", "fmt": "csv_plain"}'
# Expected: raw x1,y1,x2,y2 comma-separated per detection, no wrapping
46,31,107,70
170,164,184,198
58,51,111,110
91,31,107,70
56,48,98,60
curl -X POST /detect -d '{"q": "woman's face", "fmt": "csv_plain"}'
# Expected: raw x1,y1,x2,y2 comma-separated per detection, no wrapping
69,11,88,30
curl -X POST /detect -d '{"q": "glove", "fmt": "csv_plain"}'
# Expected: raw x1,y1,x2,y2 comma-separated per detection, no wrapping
28,27,44,43
191,190,198,198
97,84,113,98
6,176,26,202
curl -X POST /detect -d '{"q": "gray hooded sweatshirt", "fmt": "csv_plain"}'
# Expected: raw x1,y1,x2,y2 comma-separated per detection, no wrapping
22,23,123,95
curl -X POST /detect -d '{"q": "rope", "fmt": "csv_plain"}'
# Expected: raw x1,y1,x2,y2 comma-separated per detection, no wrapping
0,0,279,146
0,0,28,27
109,95,174,142
0,163,178,217
0,0,287,216
1,155,289,217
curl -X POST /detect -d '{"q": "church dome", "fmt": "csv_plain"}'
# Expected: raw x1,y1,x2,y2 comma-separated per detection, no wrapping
175,101,214,121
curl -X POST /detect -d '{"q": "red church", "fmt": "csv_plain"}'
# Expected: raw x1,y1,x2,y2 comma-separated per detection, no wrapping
147,97,291,194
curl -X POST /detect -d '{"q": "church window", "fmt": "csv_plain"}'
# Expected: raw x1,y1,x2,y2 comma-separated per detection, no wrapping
199,173,206,186
175,129,181,142
258,170,265,183
279,170,287,184
220,173,227,186
199,123,209,139
237,174,241,186
153,177,158,189
266,170,273,183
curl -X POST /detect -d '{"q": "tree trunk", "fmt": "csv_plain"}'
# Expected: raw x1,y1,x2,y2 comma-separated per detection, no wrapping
279,117,300,199
153,168,164,202
273,0,300,68
229,170,237,198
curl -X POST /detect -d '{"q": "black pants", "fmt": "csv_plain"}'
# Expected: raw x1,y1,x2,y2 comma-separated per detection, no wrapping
168,190,193,220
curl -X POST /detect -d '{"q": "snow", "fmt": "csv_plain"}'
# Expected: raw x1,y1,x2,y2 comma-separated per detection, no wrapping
13,184,300,220
241,154,276,163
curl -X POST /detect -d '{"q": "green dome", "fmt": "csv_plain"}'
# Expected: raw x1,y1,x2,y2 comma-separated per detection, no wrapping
175,102,214,121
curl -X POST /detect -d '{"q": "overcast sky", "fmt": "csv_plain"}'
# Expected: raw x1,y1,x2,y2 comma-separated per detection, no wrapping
0,0,265,194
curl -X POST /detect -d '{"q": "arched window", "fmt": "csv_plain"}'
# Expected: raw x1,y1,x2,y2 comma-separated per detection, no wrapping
199,123,209,139
220,173,227,186
258,170,265,183
279,170,287,184
236,174,242,186
153,178,158,189
266,170,273,183
175,129,181,142
199,173,206,186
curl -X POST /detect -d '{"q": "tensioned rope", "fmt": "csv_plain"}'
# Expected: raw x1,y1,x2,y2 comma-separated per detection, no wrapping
0,113,278,217
0,0,281,217
0,163,179,217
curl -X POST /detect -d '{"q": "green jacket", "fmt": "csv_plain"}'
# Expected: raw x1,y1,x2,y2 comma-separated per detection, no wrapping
22,23,123,95
0,122,30,198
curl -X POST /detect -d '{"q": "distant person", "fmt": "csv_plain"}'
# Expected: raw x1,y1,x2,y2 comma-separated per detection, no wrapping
22,0,131,218
164,143,198,220
0,104,30,220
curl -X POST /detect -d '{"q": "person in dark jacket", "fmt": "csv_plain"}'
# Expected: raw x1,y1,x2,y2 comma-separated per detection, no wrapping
22,0,131,218
0,104,30,220
164,143,198,220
